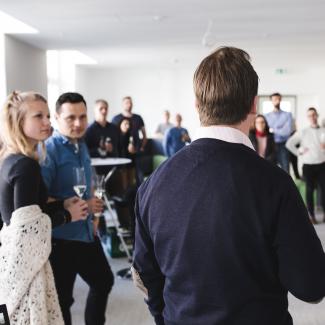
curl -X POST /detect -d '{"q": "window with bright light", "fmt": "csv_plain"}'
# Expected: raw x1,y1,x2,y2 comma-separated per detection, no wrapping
258,95,296,117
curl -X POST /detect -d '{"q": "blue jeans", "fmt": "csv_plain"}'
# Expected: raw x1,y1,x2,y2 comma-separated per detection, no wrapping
275,142,289,173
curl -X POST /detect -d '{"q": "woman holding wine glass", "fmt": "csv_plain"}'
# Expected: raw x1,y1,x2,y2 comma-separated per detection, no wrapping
0,91,88,324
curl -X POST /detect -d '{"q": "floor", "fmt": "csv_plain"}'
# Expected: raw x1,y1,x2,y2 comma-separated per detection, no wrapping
71,219,325,325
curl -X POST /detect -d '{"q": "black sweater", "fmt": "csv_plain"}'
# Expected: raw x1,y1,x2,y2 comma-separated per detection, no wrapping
133,138,325,325
0,154,68,227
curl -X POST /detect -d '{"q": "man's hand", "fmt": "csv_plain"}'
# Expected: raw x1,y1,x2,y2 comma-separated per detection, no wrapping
298,147,309,155
128,144,136,154
92,217,100,236
64,196,88,222
87,197,104,215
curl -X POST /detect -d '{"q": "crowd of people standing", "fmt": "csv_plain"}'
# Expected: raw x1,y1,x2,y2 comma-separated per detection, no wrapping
0,48,324,325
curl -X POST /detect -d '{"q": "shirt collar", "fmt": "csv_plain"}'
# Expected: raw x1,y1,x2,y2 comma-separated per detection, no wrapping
53,130,84,146
194,126,255,151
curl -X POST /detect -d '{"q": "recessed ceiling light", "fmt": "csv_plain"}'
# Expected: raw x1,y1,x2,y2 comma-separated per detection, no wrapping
0,10,38,34
152,15,166,22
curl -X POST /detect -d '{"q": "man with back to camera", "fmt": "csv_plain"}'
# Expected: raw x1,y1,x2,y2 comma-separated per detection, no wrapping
41,92,114,325
132,47,325,325
286,107,325,224
265,93,292,172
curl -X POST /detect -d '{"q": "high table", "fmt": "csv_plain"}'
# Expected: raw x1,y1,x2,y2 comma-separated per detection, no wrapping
91,157,132,263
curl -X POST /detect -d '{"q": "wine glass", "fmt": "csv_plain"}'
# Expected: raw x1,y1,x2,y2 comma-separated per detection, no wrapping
93,174,105,217
73,167,87,199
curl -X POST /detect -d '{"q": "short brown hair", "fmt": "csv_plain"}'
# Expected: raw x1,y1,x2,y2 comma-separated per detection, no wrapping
95,99,108,107
270,92,282,100
193,47,258,126
123,96,132,102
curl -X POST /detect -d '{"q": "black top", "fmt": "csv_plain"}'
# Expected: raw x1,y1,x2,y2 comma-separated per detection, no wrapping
133,138,325,325
112,113,145,150
84,121,120,158
0,154,68,227
249,130,276,164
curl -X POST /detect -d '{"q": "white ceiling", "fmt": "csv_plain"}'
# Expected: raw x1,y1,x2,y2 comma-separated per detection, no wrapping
1,0,325,67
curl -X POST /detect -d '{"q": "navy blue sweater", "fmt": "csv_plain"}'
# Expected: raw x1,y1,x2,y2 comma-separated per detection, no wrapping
133,138,325,325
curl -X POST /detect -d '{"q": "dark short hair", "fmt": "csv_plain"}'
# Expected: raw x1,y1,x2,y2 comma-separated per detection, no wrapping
270,93,282,100
307,107,317,114
56,92,87,113
123,96,132,102
95,99,108,107
193,46,259,126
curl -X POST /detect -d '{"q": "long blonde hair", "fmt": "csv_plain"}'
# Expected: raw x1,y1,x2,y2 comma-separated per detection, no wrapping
0,91,48,162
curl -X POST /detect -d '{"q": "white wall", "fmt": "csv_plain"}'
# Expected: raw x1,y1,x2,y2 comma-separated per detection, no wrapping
76,66,199,137
5,35,47,96
257,65,325,129
76,61,325,137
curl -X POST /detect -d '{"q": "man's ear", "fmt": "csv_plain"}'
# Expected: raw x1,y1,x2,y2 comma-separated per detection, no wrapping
55,112,59,120
251,96,257,115
195,99,199,112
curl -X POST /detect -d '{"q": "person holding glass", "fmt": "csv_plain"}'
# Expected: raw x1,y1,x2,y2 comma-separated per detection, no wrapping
286,107,325,224
41,92,114,325
163,113,191,157
0,91,88,323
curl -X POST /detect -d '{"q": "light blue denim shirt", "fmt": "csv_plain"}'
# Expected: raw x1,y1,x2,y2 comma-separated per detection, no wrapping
163,127,190,157
265,109,292,143
41,130,94,242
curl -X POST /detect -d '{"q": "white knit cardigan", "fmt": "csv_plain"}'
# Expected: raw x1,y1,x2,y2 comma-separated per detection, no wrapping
0,205,64,325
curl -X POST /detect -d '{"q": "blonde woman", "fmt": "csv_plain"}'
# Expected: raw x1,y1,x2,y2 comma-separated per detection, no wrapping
0,91,88,324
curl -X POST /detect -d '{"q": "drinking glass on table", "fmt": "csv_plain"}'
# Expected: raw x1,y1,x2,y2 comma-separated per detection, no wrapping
73,167,87,199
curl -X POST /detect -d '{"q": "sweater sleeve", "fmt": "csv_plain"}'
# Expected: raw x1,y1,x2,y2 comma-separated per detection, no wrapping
285,131,301,156
132,192,165,324
11,157,68,228
11,158,42,211
274,175,325,302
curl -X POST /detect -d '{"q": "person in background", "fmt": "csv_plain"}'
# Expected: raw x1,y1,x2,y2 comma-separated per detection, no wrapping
155,110,174,138
132,46,325,325
288,119,301,179
249,114,276,163
41,92,114,325
84,99,120,240
265,93,292,172
112,96,147,152
85,99,119,158
0,91,88,323
286,107,325,224
118,118,136,189
163,113,191,157
112,96,148,185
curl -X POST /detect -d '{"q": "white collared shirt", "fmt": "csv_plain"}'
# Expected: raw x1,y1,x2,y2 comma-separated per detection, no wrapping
286,126,325,165
194,126,255,151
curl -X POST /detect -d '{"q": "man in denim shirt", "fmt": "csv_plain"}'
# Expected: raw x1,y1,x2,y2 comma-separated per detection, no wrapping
265,93,292,172
41,92,114,325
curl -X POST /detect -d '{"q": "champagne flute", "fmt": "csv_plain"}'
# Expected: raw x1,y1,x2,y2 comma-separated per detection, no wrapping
73,167,87,199
93,174,105,217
